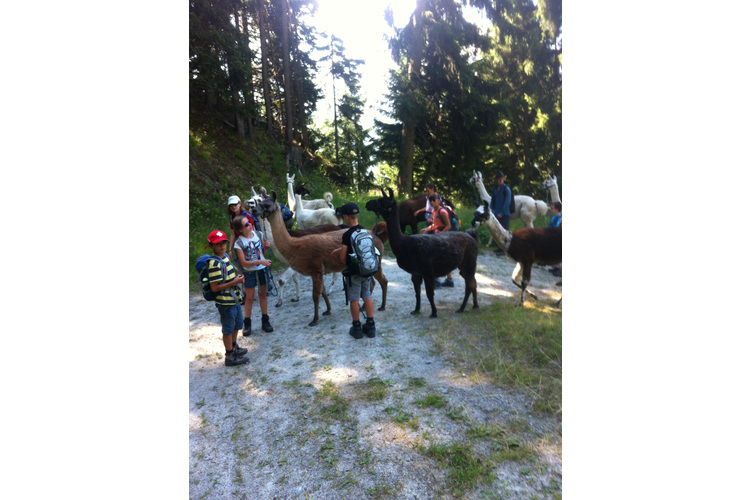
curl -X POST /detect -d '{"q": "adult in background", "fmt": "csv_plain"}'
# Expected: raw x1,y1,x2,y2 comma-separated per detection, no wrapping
227,195,254,253
490,171,511,256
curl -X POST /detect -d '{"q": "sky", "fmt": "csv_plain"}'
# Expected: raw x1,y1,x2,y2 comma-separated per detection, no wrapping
308,0,416,131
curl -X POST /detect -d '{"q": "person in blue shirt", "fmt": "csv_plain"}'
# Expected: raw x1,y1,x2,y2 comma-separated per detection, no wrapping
490,171,512,255
549,202,562,228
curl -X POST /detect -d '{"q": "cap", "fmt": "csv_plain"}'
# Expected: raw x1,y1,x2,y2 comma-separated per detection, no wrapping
227,195,241,205
204,230,229,248
340,202,360,216
495,171,505,179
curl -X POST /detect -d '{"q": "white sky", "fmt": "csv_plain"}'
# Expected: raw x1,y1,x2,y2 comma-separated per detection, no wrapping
309,0,416,131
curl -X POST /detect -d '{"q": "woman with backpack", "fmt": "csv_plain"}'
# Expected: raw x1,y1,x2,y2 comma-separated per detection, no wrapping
420,193,455,288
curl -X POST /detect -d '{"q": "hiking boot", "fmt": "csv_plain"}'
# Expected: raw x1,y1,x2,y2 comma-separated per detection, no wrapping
233,344,248,356
434,279,444,287
349,322,363,339
494,248,506,256
261,314,274,333
225,349,250,367
242,318,252,337
442,278,454,288
363,320,376,338
549,266,562,277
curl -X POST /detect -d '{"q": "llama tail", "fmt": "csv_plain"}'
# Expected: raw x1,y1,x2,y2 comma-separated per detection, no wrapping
466,228,480,242
536,200,548,217
324,192,333,203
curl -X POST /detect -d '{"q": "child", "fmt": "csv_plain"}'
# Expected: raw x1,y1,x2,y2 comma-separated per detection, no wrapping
227,195,254,253
331,202,377,339
413,182,440,230
549,201,562,228
205,230,250,366
420,193,454,287
232,216,274,336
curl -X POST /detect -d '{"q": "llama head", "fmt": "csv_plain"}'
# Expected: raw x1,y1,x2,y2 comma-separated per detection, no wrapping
254,191,279,220
367,188,397,220
542,174,558,190
471,200,491,228
294,182,311,197
469,170,480,186
286,172,294,184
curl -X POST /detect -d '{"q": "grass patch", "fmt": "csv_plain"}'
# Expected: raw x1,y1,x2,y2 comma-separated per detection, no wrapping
353,377,391,402
431,300,561,416
417,441,493,495
414,393,448,409
316,381,350,423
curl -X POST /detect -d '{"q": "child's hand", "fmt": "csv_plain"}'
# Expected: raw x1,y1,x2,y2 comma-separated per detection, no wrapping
234,274,245,285
262,240,270,249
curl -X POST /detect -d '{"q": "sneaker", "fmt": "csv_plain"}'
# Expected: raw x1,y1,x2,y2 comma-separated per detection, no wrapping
363,321,376,338
442,278,454,288
349,323,363,339
225,349,250,366
233,344,248,356
261,315,274,333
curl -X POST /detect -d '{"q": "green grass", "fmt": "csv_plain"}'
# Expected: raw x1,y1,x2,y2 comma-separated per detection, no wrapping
432,300,562,416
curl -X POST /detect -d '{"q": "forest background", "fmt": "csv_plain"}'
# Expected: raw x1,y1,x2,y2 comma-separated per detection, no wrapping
5,1,750,498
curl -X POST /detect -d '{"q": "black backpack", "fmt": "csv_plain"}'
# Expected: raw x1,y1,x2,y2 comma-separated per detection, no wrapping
507,185,515,213
348,229,380,278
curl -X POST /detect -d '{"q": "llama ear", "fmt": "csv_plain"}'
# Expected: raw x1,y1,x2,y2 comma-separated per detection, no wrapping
381,187,387,198
388,187,394,199
483,200,489,209
271,190,277,202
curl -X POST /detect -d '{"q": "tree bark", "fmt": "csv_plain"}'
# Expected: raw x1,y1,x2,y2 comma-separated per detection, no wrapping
279,0,295,147
257,0,273,135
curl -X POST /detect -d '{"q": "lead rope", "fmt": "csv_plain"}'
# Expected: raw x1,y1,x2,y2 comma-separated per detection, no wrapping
258,225,278,297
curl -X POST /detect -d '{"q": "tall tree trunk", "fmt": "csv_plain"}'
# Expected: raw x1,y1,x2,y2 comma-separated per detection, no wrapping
242,3,254,141
291,15,309,149
333,78,339,165
257,0,273,135
398,0,426,197
279,0,295,147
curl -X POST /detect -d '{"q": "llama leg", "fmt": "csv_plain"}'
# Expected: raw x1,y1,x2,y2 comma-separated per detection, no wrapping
410,274,423,315
423,276,438,318
292,272,300,302
275,276,285,307
309,276,324,326
373,270,387,311
321,286,332,316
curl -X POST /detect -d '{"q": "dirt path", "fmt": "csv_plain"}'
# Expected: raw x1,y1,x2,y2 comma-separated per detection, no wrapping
189,252,562,499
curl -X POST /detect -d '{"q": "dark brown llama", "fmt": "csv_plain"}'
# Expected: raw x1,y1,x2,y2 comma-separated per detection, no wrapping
366,188,479,318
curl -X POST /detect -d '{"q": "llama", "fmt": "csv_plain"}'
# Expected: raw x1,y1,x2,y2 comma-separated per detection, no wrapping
366,188,479,318
471,200,562,306
253,192,388,326
469,170,548,228
294,192,342,229
286,172,334,212
372,221,388,243
542,174,561,203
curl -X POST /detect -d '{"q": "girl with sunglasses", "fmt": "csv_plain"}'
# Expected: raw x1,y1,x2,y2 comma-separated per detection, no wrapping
232,215,274,336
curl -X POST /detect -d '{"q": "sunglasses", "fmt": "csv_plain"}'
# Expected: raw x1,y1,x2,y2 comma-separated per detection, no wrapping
244,222,252,228
230,203,240,207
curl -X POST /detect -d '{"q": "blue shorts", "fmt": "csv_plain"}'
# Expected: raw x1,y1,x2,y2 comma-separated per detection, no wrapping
345,275,372,302
216,303,244,336
243,269,268,289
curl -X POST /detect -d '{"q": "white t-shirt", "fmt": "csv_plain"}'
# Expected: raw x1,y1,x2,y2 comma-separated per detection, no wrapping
234,232,266,271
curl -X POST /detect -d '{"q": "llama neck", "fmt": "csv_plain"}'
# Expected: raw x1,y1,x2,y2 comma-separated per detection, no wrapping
385,206,406,254
477,178,491,202
294,193,303,222
287,181,296,212
267,203,297,257
548,183,560,203
485,212,512,250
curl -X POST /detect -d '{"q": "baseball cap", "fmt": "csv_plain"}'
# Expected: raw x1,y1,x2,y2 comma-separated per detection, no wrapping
227,195,241,205
340,202,360,216
204,230,229,248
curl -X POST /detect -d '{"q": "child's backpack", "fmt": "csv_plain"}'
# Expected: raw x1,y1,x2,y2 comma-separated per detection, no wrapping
279,203,294,221
195,253,242,303
442,205,460,231
438,205,461,231
348,228,380,278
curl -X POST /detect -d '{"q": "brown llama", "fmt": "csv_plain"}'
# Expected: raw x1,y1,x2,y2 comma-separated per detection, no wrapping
366,188,479,318
471,200,562,306
253,191,388,326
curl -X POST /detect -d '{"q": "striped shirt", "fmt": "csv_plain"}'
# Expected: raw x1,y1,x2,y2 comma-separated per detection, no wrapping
206,254,241,306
